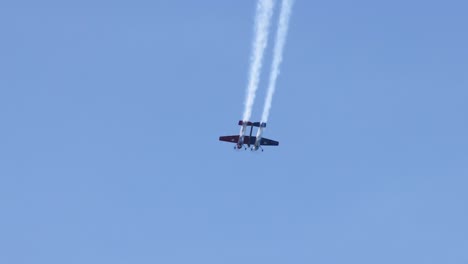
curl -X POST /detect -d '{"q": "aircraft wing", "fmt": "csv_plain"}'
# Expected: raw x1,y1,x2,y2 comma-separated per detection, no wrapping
219,135,239,143
260,137,279,146
219,135,256,145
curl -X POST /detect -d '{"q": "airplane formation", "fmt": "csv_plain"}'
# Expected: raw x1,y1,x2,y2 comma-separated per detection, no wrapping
219,0,293,152
219,120,279,151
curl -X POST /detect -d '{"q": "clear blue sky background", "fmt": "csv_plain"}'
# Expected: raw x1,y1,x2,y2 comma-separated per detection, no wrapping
1,1,467,263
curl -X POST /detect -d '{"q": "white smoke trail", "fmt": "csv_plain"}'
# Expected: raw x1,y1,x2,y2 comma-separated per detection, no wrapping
242,0,275,122
261,0,294,123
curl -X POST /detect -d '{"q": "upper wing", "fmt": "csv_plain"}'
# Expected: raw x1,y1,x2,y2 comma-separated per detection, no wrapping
219,135,239,143
260,137,279,146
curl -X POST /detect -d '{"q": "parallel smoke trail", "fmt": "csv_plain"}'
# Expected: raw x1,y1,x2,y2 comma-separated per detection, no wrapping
261,0,294,123
242,0,275,122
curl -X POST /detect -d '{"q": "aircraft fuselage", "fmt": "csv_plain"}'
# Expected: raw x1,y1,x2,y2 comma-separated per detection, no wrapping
252,123,265,151
237,122,247,149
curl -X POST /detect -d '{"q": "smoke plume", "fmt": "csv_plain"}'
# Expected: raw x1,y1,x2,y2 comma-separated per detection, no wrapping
242,0,275,122
261,0,294,122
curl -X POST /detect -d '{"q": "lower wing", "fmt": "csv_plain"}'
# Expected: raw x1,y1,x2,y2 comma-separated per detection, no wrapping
260,137,279,146
219,135,256,145
219,135,239,143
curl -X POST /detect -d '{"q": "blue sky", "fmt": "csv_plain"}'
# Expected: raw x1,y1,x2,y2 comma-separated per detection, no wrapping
0,1,467,263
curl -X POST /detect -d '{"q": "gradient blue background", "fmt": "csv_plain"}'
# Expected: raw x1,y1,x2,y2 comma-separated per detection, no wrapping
1,1,467,263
